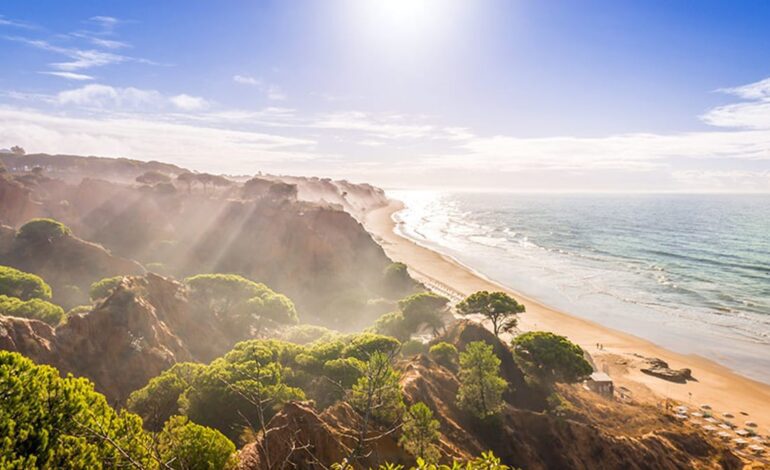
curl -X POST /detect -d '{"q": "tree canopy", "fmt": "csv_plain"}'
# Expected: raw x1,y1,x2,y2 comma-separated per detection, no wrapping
429,342,458,370
456,291,525,337
512,331,593,383
457,341,508,419
185,274,298,336
89,276,125,301
157,416,236,470
399,402,441,463
0,351,156,468
135,170,171,186
17,218,72,244
0,265,53,300
0,295,66,326
374,292,449,341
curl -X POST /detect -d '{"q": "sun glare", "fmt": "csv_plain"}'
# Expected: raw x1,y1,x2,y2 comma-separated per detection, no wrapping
348,0,465,53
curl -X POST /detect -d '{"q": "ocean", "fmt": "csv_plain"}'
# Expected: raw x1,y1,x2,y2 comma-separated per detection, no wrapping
389,190,770,384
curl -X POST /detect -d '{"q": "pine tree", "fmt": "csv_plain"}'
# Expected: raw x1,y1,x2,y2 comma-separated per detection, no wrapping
457,342,508,419
399,402,441,463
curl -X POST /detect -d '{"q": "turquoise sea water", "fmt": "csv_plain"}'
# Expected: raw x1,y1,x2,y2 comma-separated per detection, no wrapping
390,191,770,384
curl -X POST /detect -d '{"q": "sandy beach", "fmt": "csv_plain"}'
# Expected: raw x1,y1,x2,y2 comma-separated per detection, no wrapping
363,199,770,434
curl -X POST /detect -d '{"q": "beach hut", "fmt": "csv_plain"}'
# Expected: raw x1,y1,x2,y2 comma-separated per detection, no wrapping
586,372,614,397
735,429,750,437
717,431,732,441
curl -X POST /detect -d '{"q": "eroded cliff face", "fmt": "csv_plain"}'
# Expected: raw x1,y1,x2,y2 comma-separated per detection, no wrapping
0,274,247,403
0,155,401,327
237,322,740,470
0,222,145,309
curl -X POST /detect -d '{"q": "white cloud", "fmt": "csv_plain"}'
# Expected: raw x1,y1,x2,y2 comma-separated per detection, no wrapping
233,74,259,86
0,15,36,29
719,77,770,101
0,106,320,173
233,74,287,100
40,71,95,81
169,94,209,111
56,84,162,108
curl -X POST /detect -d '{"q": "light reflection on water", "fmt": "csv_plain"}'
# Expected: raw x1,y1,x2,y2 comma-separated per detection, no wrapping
389,190,770,384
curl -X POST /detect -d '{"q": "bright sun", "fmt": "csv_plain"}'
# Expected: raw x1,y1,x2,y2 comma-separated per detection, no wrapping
349,0,463,52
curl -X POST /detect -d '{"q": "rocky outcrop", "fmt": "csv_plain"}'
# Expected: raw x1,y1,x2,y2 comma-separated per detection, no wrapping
640,357,693,383
0,223,144,309
239,321,738,470
0,274,247,403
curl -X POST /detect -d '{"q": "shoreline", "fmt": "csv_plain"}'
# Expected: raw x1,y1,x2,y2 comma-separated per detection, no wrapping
362,198,770,432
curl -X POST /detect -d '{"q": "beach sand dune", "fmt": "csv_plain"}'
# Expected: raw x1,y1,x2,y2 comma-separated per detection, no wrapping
363,199,770,434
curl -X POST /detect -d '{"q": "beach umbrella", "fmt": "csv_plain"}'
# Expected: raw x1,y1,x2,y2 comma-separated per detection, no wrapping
745,421,757,427
700,404,712,410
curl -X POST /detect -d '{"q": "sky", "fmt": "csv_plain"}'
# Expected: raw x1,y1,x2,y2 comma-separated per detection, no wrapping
1,0,769,192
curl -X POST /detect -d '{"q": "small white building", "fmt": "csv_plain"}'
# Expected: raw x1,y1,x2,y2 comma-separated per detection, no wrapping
586,372,614,397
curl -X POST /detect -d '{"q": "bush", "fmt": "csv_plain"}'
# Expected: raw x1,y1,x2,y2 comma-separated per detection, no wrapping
323,357,366,388
0,295,66,326
383,262,415,295
185,273,297,335
158,416,236,470
0,351,155,468
17,218,72,243
89,276,125,301
429,342,458,369
67,305,92,316
401,339,429,356
512,331,593,383
281,324,339,345
183,341,305,441
0,265,53,300
127,363,206,432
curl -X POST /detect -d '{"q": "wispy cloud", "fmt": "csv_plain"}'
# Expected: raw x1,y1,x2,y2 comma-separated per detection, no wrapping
5,35,134,71
56,84,161,108
718,77,770,101
40,71,95,81
233,74,287,101
0,106,320,174
233,74,259,86
169,94,209,111
0,15,37,30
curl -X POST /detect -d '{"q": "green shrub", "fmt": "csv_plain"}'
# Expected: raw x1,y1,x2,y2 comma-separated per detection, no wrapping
0,265,52,300
512,331,593,383
429,342,458,369
323,357,365,388
0,295,66,326
0,351,155,467
401,339,428,356
127,363,206,432
157,416,236,470
281,324,339,344
89,276,125,301
17,218,72,243
67,305,92,316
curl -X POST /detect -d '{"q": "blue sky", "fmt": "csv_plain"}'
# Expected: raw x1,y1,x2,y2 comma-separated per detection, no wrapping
1,0,769,191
